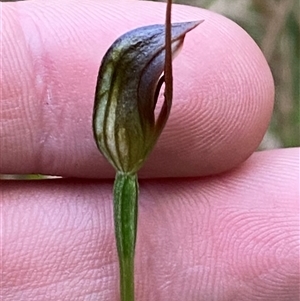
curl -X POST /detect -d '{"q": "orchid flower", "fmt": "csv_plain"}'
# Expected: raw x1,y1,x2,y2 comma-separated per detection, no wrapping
92,1,201,300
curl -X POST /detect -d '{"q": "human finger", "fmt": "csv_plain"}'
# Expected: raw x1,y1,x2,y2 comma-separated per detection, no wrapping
1,0,274,178
1,148,298,300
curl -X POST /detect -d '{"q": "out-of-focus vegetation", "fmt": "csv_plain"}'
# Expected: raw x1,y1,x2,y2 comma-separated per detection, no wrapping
148,0,300,148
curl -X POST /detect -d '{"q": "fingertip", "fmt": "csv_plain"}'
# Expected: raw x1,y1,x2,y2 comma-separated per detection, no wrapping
1,0,274,177
143,7,274,176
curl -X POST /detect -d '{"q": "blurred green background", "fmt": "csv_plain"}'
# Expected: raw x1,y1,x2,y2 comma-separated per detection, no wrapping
148,0,300,149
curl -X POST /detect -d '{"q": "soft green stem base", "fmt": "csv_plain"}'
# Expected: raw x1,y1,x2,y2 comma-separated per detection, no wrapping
113,172,138,301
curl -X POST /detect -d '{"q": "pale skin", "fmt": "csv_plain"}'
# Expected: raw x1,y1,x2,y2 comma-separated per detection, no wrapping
1,0,299,300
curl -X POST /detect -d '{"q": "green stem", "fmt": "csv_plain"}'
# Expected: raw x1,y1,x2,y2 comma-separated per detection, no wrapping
113,172,138,301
